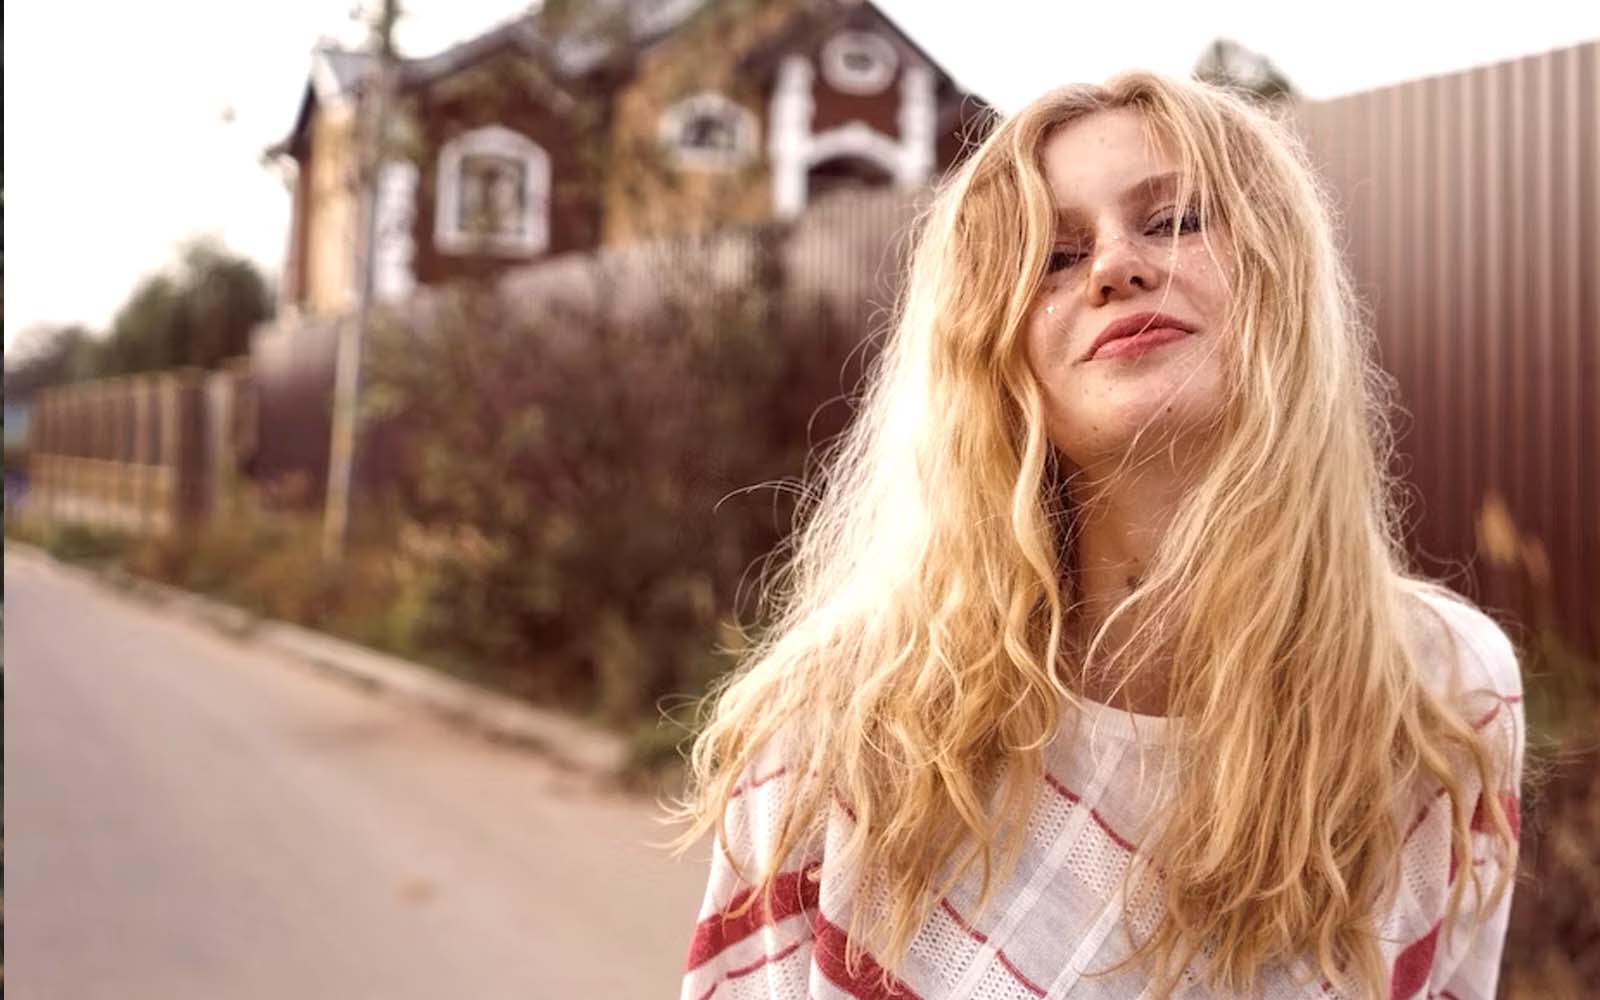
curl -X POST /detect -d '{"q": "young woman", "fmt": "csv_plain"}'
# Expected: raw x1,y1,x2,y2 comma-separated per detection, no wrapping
672,70,1524,1000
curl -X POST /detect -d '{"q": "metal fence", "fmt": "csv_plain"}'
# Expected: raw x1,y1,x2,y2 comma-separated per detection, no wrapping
1292,39,1598,653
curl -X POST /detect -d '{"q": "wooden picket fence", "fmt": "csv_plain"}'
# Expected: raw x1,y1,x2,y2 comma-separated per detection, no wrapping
23,361,254,536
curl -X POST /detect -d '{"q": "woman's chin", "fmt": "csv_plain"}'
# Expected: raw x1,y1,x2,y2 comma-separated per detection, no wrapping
1053,393,1225,468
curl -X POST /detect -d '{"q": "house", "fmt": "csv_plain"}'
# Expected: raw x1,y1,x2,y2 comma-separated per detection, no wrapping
268,0,991,317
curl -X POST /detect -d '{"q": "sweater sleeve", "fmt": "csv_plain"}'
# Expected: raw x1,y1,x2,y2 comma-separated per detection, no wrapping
680,749,820,1000
1424,600,1527,999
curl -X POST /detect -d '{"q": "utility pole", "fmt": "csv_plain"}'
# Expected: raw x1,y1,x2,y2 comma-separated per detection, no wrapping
323,0,399,561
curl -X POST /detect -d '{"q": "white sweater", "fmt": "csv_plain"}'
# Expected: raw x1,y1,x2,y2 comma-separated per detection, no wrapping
680,590,1525,1000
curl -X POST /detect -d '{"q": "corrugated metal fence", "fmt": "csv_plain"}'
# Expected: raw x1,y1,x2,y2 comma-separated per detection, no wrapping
1292,40,1598,653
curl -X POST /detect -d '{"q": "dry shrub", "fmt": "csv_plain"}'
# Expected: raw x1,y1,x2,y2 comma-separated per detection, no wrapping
362,237,875,731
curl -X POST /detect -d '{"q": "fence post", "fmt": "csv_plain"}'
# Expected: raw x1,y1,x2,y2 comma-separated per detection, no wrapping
34,393,52,523
110,378,127,529
94,382,106,513
174,368,209,530
68,386,83,523
133,377,151,534
155,373,176,534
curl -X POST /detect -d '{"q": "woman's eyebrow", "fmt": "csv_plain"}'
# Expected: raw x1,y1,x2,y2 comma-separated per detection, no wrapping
1054,171,1184,226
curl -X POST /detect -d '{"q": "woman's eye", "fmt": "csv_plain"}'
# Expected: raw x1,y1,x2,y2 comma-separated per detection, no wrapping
1045,248,1084,274
1149,206,1203,236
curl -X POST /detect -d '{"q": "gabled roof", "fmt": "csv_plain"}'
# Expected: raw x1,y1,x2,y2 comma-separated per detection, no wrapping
265,43,375,160
399,13,593,86
269,4,688,160
267,0,981,161
735,0,975,99
313,44,376,101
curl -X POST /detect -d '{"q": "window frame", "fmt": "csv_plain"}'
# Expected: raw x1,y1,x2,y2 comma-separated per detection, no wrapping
819,31,899,96
434,125,551,257
658,92,760,172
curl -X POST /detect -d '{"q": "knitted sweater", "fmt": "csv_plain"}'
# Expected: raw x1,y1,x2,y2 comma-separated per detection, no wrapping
680,590,1524,1000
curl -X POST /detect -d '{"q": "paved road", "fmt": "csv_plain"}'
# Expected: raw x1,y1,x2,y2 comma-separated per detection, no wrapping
4,552,711,1000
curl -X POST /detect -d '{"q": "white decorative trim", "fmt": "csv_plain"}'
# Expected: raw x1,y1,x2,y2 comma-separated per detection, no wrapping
659,92,759,172
807,121,903,173
373,160,418,303
895,64,936,186
820,31,898,96
768,52,938,219
769,55,815,218
434,125,550,256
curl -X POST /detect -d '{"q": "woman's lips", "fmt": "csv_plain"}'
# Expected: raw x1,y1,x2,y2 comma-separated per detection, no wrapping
1087,326,1191,360
1081,310,1198,361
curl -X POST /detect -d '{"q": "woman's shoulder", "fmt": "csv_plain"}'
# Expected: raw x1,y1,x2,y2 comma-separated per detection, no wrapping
731,722,809,795
710,726,838,889
715,723,827,855
727,733,798,814
1401,582,1525,707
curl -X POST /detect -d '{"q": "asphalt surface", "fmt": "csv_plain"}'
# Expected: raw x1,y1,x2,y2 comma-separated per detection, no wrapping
4,552,711,1000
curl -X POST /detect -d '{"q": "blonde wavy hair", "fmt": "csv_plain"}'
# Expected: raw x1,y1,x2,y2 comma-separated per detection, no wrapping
670,70,1520,997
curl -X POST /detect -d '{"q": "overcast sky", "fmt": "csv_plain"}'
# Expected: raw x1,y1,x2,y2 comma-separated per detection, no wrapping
5,0,1597,353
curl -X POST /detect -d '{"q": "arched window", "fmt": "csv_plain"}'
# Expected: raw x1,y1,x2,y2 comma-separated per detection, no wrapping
659,92,759,171
434,126,550,256
820,31,898,95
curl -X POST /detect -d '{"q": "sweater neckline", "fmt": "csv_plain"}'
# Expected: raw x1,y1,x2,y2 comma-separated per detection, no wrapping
1062,690,1181,746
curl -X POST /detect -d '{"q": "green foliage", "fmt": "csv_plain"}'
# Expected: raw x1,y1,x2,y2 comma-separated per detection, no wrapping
102,275,190,374
1522,624,1600,746
3,324,98,401
5,240,274,399
120,495,426,655
97,240,274,378
29,521,133,564
1491,562,1600,996
625,711,696,778
1194,38,1297,103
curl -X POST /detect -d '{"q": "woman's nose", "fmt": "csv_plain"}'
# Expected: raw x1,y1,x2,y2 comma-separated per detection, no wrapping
1087,234,1160,305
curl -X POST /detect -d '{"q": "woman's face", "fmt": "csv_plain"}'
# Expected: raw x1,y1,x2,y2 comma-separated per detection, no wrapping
1024,108,1232,473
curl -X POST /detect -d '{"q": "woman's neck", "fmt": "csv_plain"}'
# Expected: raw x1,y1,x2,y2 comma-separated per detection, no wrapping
1059,463,1191,716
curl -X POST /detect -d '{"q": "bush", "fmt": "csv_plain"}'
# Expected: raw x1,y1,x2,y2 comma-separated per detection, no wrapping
1502,608,1600,996
362,236,874,726
43,522,131,564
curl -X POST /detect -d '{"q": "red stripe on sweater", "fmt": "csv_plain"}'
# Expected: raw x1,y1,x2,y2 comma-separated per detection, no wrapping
1043,772,1139,853
1403,787,1450,844
831,792,859,824
1412,694,1520,851
690,939,807,1000
726,937,806,980
1471,790,1521,841
1470,693,1521,730
729,766,788,800
686,864,822,971
1389,918,1440,999
938,899,1047,997
812,911,920,999
1404,782,1520,849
